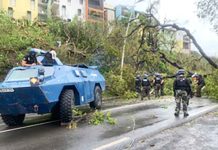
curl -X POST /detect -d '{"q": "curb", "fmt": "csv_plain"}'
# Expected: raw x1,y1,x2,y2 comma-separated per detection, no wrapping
96,104,218,150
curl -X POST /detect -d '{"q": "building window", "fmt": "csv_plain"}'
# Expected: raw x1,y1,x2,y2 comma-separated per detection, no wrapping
80,0,83,5
27,11,32,21
89,0,100,6
62,5,66,18
78,9,82,16
8,7,13,17
30,0,35,10
9,0,16,7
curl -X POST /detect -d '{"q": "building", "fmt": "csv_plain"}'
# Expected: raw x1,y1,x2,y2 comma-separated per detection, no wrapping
175,31,191,54
38,0,86,21
104,3,115,22
58,0,86,21
85,0,104,22
0,0,38,21
115,5,135,20
38,0,104,22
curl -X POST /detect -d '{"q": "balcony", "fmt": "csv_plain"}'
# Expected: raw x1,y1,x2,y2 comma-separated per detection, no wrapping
87,8,104,22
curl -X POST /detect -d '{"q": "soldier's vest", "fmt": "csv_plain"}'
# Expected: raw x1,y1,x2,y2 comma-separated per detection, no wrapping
142,78,150,87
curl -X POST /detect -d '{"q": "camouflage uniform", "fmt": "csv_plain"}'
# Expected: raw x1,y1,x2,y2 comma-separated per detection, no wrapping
135,75,141,97
196,75,205,97
173,73,192,117
175,90,189,116
153,76,162,98
141,75,151,100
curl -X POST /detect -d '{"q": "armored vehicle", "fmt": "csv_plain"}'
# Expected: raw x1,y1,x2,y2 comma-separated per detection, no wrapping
0,49,105,126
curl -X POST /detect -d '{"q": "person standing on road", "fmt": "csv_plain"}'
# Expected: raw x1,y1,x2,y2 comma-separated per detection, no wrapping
153,73,162,98
160,74,165,96
135,74,142,98
141,74,151,100
192,73,205,97
173,70,192,117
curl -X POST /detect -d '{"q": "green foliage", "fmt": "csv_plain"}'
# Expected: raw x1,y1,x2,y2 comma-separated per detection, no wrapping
164,79,174,95
0,12,217,100
72,108,86,116
204,70,218,100
106,71,128,96
123,90,138,99
89,111,117,125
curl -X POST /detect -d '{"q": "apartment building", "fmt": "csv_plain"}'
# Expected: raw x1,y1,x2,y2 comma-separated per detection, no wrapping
85,0,104,22
0,0,38,21
115,5,135,20
104,3,115,22
175,31,191,54
38,0,104,22
58,0,85,21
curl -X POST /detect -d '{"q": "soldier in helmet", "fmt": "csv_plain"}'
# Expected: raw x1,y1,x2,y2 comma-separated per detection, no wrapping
153,73,162,98
192,73,205,97
173,69,192,117
141,74,151,100
135,74,142,97
21,51,41,67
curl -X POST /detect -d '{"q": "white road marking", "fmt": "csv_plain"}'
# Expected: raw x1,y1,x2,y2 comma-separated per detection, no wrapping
0,120,58,134
93,137,131,150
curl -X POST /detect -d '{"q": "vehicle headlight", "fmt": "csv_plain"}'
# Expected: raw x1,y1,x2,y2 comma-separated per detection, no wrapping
30,77,39,86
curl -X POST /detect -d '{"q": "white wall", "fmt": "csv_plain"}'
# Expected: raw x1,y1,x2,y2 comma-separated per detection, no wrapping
59,0,86,21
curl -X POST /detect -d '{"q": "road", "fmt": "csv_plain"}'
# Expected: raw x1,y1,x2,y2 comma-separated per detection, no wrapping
131,110,218,150
0,97,217,150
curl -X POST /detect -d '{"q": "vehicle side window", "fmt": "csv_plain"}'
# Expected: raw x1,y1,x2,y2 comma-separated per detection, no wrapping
73,70,81,77
80,70,88,78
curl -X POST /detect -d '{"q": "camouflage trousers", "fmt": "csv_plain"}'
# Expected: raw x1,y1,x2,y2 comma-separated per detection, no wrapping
175,90,188,113
141,86,150,100
154,84,161,97
196,85,204,97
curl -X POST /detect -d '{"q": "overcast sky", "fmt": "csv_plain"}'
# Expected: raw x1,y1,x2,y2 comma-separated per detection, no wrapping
105,0,218,57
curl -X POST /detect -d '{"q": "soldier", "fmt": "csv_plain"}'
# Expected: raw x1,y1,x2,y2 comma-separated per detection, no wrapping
153,73,162,98
141,74,151,100
135,74,141,97
21,51,41,67
173,70,192,117
192,73,205,97
160,74,165,96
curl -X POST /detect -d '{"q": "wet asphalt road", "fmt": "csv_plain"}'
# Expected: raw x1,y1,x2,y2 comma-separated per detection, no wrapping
131,110,218,150
0,97,217,150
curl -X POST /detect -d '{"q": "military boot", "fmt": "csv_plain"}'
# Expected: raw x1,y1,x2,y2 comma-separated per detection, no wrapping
184,112,189,117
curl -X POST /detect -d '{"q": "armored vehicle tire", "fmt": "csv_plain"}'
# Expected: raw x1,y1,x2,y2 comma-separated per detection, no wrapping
1,114,25,126
90,86,102,109
60,89,74,124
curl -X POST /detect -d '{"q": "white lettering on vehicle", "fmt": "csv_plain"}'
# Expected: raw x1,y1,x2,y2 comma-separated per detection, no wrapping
0,88,14,93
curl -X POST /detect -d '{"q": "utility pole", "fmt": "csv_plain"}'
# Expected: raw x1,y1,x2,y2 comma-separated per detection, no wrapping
120,0,145,78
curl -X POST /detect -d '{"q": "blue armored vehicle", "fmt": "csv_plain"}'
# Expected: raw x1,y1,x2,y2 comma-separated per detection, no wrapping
0,49,105,126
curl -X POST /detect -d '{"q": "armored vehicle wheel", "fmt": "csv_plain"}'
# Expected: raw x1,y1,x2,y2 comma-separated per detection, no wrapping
60,89,74,124
90,86,102,109
1,114,25,126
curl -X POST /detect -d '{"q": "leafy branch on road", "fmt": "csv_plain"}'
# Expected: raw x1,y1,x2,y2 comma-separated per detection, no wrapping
89,111,117,126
